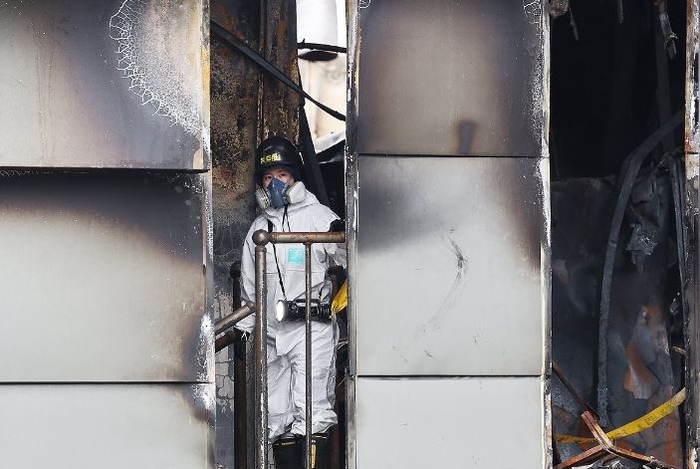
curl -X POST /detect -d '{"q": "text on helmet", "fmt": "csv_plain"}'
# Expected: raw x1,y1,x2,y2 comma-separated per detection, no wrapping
260,152,283,165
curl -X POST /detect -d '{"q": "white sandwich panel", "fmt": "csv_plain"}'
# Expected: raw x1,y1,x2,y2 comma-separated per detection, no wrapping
356,0,547,158
0,383,215,469
0,172,212,382
0,0,210,170
356,156,548,376
354,377,546,469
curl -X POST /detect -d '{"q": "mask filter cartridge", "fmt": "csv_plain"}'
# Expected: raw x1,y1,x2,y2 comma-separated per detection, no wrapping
267,178,290,208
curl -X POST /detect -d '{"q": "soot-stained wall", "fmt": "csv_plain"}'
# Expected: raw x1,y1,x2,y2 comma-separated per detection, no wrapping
0,0,210,169
0,1,215,467
348,1,550,468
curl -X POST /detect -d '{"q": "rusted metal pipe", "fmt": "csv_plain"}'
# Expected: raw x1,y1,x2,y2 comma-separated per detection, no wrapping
215,331,238,353
557,411,678,469
215,302,256,336
269,231,345,244
254,237,269,469
552,361,598,417
305,242,313,469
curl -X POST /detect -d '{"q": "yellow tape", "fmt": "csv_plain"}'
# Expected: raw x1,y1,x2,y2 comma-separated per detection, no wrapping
556,388,686,444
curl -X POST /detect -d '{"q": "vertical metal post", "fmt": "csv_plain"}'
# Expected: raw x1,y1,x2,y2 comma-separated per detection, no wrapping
254,239,269,469
305,242,313,469
230,261,249,469
258,230,343,468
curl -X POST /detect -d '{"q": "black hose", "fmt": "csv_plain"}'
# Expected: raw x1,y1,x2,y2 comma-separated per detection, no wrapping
298,42,347,54
211,20,346,122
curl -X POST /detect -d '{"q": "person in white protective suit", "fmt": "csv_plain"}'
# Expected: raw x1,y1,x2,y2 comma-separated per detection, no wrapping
236,136,346,469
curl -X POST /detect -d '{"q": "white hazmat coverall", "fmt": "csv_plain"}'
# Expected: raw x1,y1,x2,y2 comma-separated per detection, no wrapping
237,182,346,441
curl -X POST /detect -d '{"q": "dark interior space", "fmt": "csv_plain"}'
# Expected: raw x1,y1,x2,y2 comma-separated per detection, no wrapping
551,0,686,177
550,1,689,467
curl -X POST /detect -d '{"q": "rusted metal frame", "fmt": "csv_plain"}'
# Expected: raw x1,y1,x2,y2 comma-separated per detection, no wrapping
597,111,684,425
252,229,346,469
233,330,248,469
345,2,360,469
556,444,608,469
583,411,676,469
254,239,269,469
552,362,597,417
215,330,238,352
305,242,313,469
557,411,678,469
580,412,639,461
215,302,256,335
230,259,248,469
269,231,346,244
214,299,253,352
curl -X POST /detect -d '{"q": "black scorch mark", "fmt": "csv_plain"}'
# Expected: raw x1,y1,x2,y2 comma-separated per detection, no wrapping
413,236,469,339
393,234,469,362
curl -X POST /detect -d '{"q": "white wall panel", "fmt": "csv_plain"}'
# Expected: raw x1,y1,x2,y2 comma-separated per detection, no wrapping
0,172,212,382
355,377,546,469
0,384,215,468
356,0,547,157
356,157,548,376
0,0,209,169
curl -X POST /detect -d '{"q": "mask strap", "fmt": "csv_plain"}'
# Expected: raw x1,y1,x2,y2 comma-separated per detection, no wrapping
283,204,291,232
268,219,288,302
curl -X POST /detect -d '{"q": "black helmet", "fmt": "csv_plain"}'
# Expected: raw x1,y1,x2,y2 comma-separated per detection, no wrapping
254,136,302,183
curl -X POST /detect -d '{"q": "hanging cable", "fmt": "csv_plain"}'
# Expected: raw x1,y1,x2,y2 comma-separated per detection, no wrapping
211,20,346,122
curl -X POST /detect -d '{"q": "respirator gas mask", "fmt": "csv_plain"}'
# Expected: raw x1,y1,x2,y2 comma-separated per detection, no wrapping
255,178,304,209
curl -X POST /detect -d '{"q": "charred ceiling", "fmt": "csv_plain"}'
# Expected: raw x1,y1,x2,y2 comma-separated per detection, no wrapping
550,0,686,178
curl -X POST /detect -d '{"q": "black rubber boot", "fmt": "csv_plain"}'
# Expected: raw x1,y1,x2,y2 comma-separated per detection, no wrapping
273,435,303,469
308,433,330,469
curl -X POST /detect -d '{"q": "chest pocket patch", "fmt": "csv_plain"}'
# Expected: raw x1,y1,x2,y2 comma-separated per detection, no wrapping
287,247,305,265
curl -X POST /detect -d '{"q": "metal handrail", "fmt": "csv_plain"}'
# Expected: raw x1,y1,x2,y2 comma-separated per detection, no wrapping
214,302,256,335
252,229,346,469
